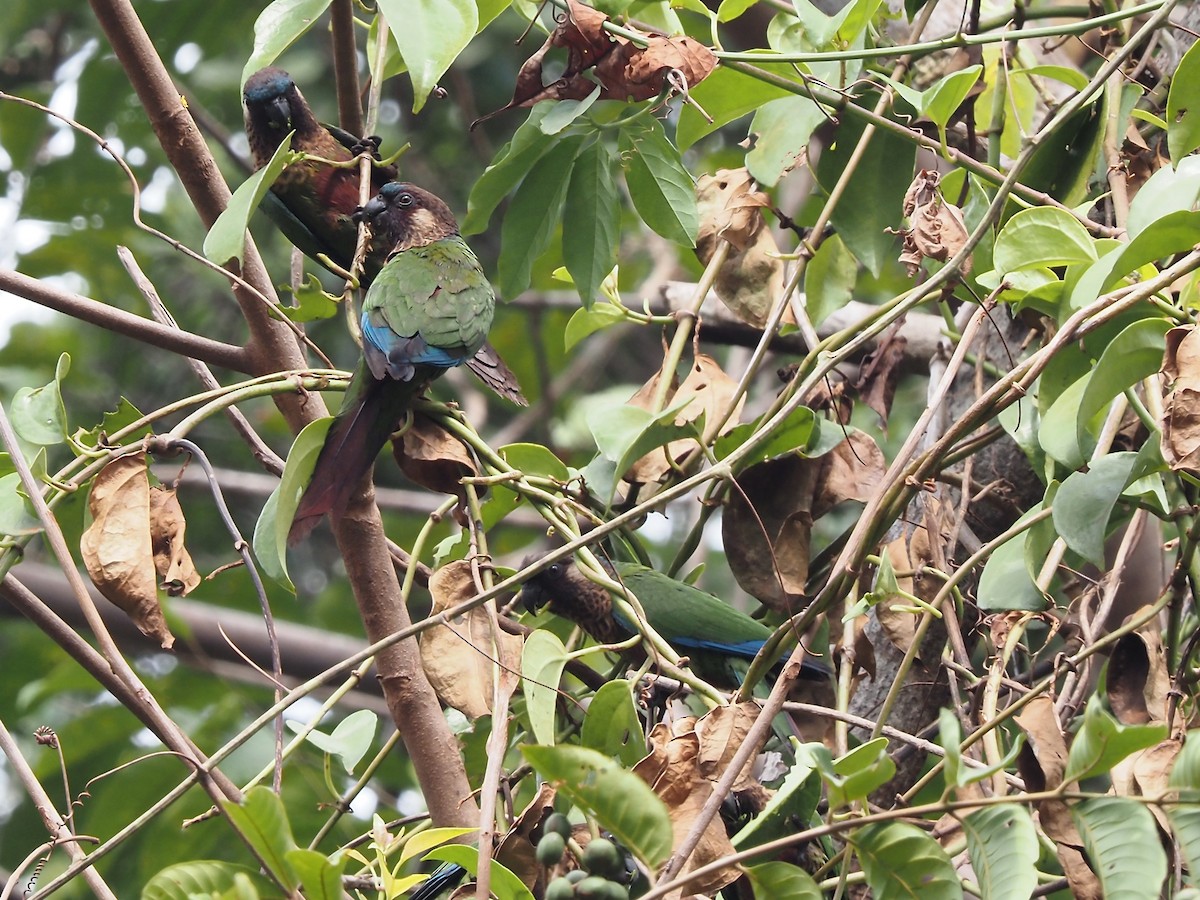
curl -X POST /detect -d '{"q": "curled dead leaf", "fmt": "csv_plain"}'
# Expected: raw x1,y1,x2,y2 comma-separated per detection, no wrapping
419,560,522,719
80,453,174,649
892,170,971,278
633,719,742,895
392,413,478,500
1107,605,1170,724
696,169,791,329
478,0,716,122
874,537,918,656
148,487,201,597
1161,326,1200,470
626,354,745,484
852,317,908,426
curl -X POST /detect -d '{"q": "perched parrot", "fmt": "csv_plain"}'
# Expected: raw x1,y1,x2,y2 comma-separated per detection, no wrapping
243,67,525,405
519,555,831,686
288,182,495,542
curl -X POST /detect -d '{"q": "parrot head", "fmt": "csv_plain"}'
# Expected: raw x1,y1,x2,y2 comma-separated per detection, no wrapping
243,67,301,132
518,553,574,616
354,182,460,254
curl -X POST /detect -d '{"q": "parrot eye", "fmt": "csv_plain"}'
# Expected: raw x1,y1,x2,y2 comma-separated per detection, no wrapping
547,564,561,577
396,191,415,208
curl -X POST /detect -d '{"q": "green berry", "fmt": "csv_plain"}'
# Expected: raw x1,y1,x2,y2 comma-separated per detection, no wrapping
574,876,613,899
582,838,623,879
543,812,572,839
537,831,567,865
602,883,629,900
566,870,588,884
545,876,576,900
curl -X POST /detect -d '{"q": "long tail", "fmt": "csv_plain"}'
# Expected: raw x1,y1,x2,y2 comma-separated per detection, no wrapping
466,341,527,406
288,367,424,543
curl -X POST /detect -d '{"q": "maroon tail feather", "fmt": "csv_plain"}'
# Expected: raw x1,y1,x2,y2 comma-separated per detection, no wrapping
288,375,423,543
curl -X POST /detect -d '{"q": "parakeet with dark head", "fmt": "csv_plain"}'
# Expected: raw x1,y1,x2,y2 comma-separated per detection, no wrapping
289,182,495,542
520,554,831,686
243,68,525,406
243,66,395,271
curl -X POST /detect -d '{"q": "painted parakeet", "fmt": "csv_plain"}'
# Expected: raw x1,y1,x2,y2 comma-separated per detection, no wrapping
520,555,832,685
243,67,525,405
289,182,495,542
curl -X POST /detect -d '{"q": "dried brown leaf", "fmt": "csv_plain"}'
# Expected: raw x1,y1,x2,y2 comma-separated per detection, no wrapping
852,317,908,426
723,455,816,613
80,454,174,649
893,170,972,278
634,721,741,895
148,487,201,597
696,169,789,328
695,702,760,792
813,431,886,517
497,782,557,889
1161,326,1200,470
627,354,744,483
480,1,714,120
875,537,918,656
1107,605,1170,724
419,560,522,719
392,413,478,499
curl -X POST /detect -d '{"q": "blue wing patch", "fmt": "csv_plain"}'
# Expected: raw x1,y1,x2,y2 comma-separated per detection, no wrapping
361,314,467,381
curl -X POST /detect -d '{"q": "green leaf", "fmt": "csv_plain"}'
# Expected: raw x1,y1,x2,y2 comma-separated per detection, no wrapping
992,207,1098,273
220,787,300,890
1052,452,1138,567
280,274,340,323
961,806,1038,900
1072,798,1167,899
563,140,621,305
296,709,378,775
745,862,821,898
240,0,334,86
522,744,673,867
803,232,857,326
141,861,277,900
262,415,337,585
252,485,293,592
12,352,69,446
422,847,533,900
74,397,150,452
1127,156,1200,239
1111,209,1200,282
1064,695,1167,783
1076,317,1169,449
498,135,584,299
676,64,802,150
0,473,42,537
586,399,696,486
378,0,477,113
565,301,627,351
500,443,571,481
976,505,1047,611
463,105,556,235
1168,39,1200,164
581,680,648,766
804,739,896,809
205,134,298,266
746,96,825,187
620,117,698,245
853,822,963,900
1170,731,1200,791
477,0,511,29
733,750,821,849
922,65,982,146
521,630,569,745
814,110,915,276
539,85,602,134
717,0,758,21
1013,63,1089,92
715,406,819,463
283,849,343,900
1169,801,1200,886
1039,370,1093,469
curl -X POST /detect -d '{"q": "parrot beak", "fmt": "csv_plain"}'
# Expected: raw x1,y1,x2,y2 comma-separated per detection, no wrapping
518,581,551,615
353,195,389,224
264,95,292,130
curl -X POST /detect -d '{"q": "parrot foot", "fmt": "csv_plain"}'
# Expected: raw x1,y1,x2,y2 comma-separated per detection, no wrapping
349,135,384,160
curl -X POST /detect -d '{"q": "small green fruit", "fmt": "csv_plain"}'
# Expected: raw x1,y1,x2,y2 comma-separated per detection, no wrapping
574,876,613,899
537,831,567,865
543,812,572,838
582,838,623,878
545,876,576,900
